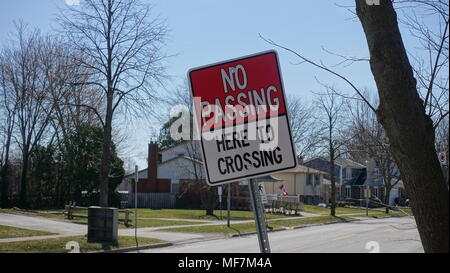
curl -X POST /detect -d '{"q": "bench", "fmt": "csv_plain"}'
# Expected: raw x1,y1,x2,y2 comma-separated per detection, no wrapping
64,202,134,227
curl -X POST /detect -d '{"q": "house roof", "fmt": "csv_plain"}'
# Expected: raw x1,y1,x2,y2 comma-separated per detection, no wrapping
335,158,366,169
160,155,203,166
281,164,327,175
159,140,202,153
158,140,189,153
322,178,331,185
393,179,404,189
253,175,283,182
304,156,366,169
123,156,202,179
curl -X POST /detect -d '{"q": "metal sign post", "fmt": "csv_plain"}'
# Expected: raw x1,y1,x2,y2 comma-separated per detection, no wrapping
134,165,139,249
218,186,223,220
227,184,231,227
248,179,271,253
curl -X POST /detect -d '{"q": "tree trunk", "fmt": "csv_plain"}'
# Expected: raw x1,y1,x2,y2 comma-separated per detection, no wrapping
0,164,9,208
19,152,29,208
98,103,112,207
355,0,449,253
385,186,391,214
330,144,336,216
98,1,114,208
0,119,13,208
205,186,216,216
330,177,336,216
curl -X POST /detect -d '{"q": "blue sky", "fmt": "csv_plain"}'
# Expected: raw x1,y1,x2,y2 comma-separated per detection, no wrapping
0,0,424,170
0,0,375,97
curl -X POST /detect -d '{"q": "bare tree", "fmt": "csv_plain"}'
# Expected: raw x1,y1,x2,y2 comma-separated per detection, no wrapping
397,0,449,129
162,84,217,216
57,0,168,206
313,88,347,216
183,141,217,216
0,24,59,207
347,97,401,213
355,0,448,253
0,52,18,207
286,95,319,159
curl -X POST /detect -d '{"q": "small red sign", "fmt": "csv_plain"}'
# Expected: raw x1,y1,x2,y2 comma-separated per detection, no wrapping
439,152,447,164
189,51,287,131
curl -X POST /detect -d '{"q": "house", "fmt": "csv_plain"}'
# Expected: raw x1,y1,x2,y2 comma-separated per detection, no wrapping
303,157,405,207
263,162,328,205
119,141,205,208
119,139,331,208
304,157,378,206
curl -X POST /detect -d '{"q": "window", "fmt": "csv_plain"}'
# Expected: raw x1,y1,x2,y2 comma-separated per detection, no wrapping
314,174,320,185
306,174,312,186
346,186,351,199
341,168,346,181
373,187,379,198
373,167,380,177
346,168,352,179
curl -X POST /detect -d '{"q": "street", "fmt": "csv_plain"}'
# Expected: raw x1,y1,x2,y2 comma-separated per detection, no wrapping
139,217,423,253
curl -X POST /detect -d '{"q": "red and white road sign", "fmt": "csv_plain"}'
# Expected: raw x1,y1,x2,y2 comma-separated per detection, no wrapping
438,152,447,164
188,50,297,185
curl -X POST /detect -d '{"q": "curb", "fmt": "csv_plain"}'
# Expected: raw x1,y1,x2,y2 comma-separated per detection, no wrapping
230,219,354,238
229,215,410,238
92,242,173,253
230,227,287,238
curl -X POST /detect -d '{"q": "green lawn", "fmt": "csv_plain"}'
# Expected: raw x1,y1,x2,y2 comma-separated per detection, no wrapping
7,208,292,222
302,205,369,215
303,205,413,216
161,210,409,235
132,209,292,220
13,209,207,228
0,235,165,253
161,215,354,235
34,212,205,228
0,225,56,239
119,218,205,229
270,215,353,228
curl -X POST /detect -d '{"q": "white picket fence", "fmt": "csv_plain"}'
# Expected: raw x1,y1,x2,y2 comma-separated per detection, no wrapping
128,193,176,209
277,195,301,203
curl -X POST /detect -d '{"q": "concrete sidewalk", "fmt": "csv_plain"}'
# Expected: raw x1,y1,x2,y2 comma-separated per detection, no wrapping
0,213,86,235
0,212,221,244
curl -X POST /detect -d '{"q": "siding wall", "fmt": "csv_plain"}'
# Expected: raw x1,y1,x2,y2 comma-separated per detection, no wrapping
263,173,306,195
128,193,176,209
